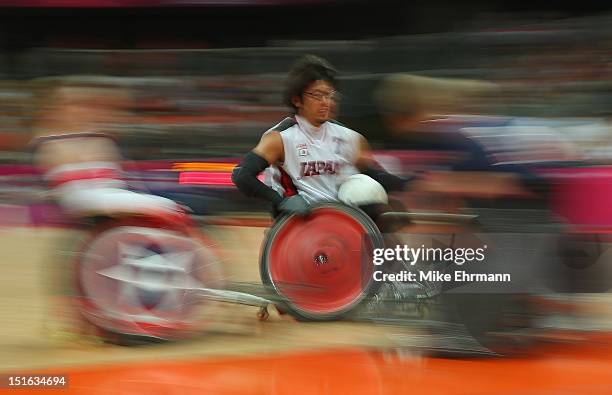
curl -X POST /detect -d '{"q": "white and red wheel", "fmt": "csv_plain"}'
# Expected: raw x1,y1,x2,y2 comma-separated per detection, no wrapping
75,216,224,343
260,203,383,321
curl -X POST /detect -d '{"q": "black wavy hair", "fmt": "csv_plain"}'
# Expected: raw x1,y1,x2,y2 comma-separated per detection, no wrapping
283,55,339,112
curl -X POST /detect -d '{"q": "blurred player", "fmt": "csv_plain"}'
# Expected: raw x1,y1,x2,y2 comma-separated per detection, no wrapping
373,74,565,205
32,80,180,219
30,79,182,342
232,55,410,222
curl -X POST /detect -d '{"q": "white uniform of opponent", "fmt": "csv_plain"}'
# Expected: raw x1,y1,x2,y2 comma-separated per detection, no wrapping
264,115,361,204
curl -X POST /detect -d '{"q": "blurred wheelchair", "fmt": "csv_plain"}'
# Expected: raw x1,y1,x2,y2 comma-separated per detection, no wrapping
258,171,559,356
260,202,384,321
32,133,232,344
30,134,592,355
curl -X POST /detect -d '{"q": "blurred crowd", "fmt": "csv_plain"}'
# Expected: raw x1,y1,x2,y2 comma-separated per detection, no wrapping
0,11,610,163
1,5,612,359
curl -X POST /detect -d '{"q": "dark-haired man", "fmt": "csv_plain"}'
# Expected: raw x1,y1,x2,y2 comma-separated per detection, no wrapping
232,55,409,218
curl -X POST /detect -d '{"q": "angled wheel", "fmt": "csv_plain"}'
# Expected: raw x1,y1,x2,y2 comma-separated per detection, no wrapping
261,203,384,321
75,216,224,344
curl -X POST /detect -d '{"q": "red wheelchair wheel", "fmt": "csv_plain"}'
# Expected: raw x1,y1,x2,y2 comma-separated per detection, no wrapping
75,216,224,343
261,203,383,321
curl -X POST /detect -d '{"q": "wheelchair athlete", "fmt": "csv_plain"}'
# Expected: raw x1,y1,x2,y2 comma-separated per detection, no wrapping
232,55,410,222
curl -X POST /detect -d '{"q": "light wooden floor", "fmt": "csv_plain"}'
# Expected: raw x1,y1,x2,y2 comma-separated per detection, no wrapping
0,226,400,372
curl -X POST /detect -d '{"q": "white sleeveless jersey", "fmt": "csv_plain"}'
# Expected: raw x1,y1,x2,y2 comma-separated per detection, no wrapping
264,115,361,204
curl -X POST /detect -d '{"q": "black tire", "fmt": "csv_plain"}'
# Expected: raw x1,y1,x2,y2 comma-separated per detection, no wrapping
261,203,384,321
434,292,537,356
547,233,612,294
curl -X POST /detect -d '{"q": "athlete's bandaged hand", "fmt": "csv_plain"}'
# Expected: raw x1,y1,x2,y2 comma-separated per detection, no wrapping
278,195,311,216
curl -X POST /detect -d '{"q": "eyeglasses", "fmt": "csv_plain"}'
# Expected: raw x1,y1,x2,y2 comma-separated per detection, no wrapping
303,90,341,102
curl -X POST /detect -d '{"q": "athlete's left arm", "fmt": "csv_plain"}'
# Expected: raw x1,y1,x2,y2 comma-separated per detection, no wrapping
355,135,413,192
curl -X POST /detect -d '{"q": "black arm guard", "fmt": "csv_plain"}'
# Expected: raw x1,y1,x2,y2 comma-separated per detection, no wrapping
362,164,412,192
232,151,283,205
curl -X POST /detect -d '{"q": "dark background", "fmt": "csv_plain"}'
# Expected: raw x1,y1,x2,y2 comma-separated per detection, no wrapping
1,0,611,50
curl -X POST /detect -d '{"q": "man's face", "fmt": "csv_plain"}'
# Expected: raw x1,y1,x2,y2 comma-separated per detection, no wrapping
293,80,339,126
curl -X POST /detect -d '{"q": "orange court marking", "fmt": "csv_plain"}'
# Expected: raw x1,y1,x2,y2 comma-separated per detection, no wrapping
8,333,612,395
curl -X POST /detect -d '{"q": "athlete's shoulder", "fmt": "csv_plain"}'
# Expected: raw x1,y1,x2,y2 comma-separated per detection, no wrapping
264,116,298,135
328,119,350,129
328,119,362,139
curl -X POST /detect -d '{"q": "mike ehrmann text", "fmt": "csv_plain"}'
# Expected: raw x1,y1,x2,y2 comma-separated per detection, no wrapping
373,270,511,283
